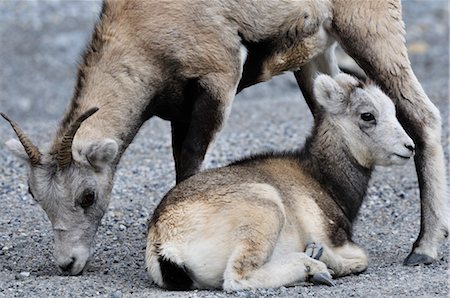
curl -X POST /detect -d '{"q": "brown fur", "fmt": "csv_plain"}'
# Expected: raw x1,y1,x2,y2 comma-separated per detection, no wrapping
146,74,415,289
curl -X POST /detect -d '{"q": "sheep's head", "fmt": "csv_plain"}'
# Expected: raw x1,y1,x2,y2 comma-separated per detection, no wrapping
313,74,415,168
2,108,118,275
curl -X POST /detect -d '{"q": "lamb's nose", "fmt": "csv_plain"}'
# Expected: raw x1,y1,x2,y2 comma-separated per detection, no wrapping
59,257,75,273
405,143,415,152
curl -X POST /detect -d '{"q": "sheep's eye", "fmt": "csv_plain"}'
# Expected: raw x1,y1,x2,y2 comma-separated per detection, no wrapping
361,113,375,122
80,190,95,208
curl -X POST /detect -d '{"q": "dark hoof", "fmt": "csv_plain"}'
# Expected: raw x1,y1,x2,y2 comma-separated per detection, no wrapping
312,272,335,287
305,242,323,260
404,253,435,266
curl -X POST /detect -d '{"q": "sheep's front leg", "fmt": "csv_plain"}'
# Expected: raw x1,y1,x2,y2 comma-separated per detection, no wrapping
305,242,368,277
171,120,190,182
224,248,333,290
172,73,238,183
294,43,340,118
331,0,448,265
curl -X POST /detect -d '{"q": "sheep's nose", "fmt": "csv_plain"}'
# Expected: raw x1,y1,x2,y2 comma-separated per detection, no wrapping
59,257,75,273
405,143,415,153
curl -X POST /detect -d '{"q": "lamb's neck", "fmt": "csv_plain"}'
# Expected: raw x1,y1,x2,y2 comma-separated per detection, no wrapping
301,120,372,222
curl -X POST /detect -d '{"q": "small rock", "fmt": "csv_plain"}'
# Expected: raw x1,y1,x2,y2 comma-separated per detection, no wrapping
109,291,122,298
20,271,30,277
119,224,126,231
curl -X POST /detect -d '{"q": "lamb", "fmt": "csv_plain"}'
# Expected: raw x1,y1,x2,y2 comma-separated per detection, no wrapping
2,0,447,275
146,74,416,290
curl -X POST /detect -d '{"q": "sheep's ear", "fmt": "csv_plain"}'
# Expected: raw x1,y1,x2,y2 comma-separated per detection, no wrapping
5,139,29,161
85,139,118,170
313,74,347,114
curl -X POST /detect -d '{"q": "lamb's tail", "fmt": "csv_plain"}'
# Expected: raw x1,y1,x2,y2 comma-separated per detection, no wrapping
158,257,193,291
146,229,193,290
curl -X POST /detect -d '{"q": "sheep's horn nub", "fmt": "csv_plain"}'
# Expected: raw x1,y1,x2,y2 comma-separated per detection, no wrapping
1,112,42,166
57,107,99,169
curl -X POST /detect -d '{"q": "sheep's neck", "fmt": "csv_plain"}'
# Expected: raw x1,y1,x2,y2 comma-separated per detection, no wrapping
300,120,372,222
50,42,156,167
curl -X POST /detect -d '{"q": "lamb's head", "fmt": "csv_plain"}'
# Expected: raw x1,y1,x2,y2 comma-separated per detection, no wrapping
313,73,415,168
1,108,118,275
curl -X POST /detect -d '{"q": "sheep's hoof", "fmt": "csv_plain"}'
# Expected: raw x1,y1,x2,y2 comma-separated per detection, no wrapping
305,242,323,260
312,272,335,287
404,253,435,266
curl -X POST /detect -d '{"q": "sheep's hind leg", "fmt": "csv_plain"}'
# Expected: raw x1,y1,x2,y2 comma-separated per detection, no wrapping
331,0,448,265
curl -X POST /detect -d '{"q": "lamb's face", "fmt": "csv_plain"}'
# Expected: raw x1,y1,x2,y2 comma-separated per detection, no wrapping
346,85,415,166
314,74,415,168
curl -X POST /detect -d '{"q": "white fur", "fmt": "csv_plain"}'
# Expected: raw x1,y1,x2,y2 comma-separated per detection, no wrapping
239,44,248,69
5,139,28,160
86,139,119,169
314,75,347,113
315,74,415,168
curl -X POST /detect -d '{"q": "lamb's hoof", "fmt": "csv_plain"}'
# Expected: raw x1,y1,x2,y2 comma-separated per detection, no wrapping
312,272,335,287
404,253,435,266
305,242,323,260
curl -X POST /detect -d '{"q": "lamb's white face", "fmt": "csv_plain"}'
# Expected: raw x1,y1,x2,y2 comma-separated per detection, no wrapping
314,74,415,168
345,85,415,166
3,109,118,275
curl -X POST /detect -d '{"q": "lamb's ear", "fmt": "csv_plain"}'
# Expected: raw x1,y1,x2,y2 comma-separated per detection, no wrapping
5,139,29,161
85,139,118,170
313,74,347,114
334,73,360,90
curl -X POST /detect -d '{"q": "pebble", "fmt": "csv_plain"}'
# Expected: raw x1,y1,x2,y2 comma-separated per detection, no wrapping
108,291,122,298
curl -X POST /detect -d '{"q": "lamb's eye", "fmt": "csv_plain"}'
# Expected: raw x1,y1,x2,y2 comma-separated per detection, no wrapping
361,113,375,122
80,190,95,208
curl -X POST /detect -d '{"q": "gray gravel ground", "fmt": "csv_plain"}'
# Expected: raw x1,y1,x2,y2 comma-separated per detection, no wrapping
0,1,448,297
